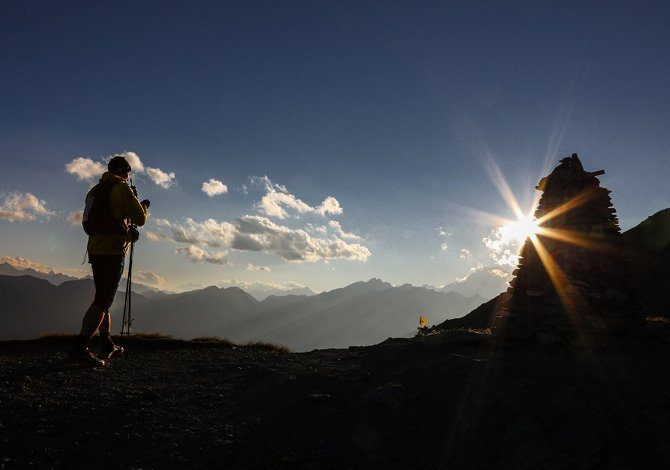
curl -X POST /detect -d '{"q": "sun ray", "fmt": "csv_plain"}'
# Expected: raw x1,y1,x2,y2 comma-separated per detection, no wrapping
484,157,526,221
527,234,593,346
452,203,516,228
537,228,617,253
536,188,598,225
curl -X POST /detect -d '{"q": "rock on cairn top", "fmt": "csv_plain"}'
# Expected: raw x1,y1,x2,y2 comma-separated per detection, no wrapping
500,154,640,340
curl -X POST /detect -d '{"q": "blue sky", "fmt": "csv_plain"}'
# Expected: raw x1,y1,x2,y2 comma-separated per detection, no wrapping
1,1,669,292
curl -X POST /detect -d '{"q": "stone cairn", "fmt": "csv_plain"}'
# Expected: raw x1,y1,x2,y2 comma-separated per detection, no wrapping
500,154,640,339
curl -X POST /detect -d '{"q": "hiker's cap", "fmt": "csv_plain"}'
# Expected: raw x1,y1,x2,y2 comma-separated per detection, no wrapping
108,155,132,175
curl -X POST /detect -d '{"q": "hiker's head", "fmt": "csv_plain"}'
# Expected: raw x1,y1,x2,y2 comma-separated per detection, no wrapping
108,156,132,179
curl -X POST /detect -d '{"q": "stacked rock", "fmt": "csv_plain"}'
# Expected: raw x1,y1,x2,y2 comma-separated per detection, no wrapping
501,154,640,339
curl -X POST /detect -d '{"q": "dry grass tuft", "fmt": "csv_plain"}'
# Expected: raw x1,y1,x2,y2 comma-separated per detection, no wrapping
192,336,235,347
133,332,175,340
39,332,74,339
243,340,291,353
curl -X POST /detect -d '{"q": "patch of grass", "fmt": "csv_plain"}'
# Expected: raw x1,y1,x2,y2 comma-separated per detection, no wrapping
192,336,235,347
39,332,74,339
132,332,175,340
243,340,292,353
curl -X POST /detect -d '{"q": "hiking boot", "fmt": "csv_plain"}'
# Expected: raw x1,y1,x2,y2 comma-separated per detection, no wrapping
68,348,106,367
100,344,124,361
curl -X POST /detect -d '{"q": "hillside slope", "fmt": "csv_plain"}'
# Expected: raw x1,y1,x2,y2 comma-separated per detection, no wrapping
1,328,670,468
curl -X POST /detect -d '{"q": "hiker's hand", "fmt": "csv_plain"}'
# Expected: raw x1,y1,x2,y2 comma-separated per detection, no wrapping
129,227,140,243
141,199,151,209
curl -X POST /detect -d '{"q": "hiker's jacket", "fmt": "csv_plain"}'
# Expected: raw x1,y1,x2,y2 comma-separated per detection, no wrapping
86,172,148,256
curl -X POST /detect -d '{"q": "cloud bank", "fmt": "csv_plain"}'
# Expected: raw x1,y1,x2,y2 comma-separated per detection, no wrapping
134,270,165,286
154,215,371,263
252,176,343,219
246,263,271,272
176,245,230,265
0,192,54,222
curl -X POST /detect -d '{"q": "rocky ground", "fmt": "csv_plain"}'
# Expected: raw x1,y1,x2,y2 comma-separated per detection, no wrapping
1,324,670,469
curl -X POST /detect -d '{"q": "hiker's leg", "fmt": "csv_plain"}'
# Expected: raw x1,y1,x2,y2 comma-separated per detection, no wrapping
79,304,105,337
91,254,125,334
76,254,123,350
75,303,105,351
99,311,111,335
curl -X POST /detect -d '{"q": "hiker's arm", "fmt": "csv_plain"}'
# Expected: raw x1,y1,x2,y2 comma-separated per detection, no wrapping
120,185,148,226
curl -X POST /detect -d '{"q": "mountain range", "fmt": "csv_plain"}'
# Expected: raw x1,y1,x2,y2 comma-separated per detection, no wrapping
3,209,667,349
0,262,79,286
0,275,483,351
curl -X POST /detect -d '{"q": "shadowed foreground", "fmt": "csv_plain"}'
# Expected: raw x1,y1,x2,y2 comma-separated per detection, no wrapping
1,326,670,469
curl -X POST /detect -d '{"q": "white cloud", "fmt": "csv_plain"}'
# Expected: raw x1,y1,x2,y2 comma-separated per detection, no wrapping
482,227,521,267
68,210,83,225
145,231,166,241
162,218,236,247
146,167,176,189
0,192,54,222
239,184,248,195
201,178,228,197
176,245,230,265
120,151,144,173
65,157,107,181
328,220,362,240
231,215,370,262
459,248,471,259
316,196,343,217
65,151,176,189
440,243,449,252
156,215,371,263
134,270,165,286
252,176,343,219
436,226,452,237
246,263,271,272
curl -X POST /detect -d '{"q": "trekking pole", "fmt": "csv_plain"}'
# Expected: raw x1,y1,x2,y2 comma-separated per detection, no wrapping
120,237,135,335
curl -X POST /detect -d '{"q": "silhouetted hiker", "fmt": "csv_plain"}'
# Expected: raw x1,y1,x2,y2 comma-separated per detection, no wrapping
68,155,150,367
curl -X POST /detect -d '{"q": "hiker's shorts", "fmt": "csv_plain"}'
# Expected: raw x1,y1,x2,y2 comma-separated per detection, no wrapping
89,254,125,312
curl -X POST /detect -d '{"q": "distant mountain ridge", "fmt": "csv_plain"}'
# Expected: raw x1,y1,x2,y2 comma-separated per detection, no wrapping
247,286,316,301
0,262,79,286
0,261,171,296
0,276,482,350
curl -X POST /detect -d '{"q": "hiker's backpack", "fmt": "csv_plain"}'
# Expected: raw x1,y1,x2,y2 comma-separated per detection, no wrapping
82,182,127,236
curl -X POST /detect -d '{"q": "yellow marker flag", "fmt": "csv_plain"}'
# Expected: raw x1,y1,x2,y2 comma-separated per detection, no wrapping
419,316,427,328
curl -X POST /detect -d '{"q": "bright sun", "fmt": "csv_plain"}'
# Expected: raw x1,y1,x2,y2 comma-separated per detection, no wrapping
498,214,540,245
